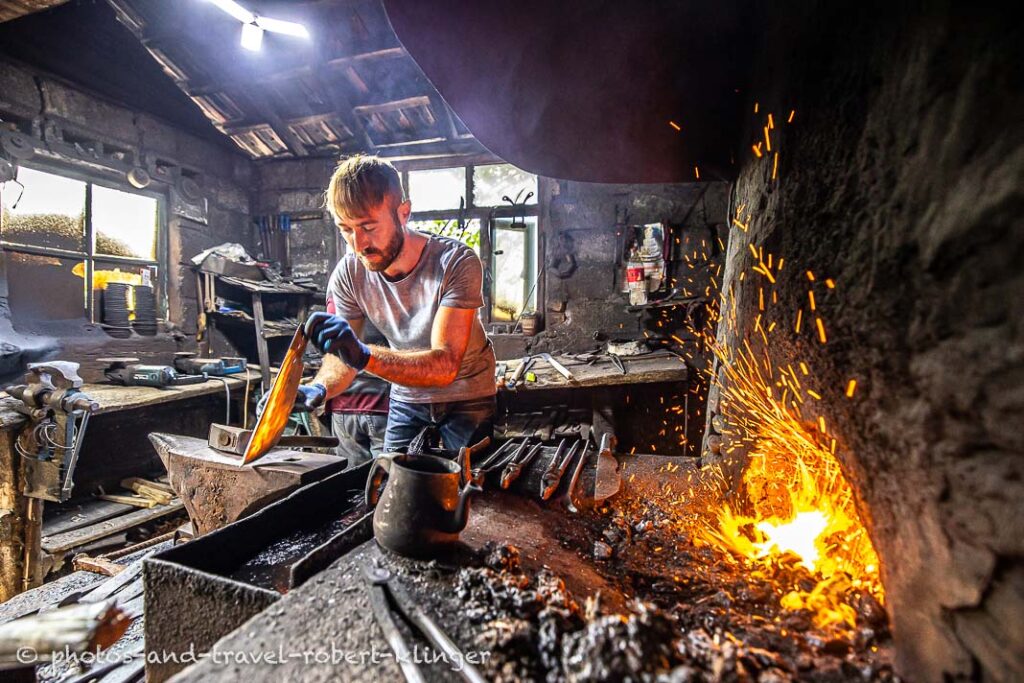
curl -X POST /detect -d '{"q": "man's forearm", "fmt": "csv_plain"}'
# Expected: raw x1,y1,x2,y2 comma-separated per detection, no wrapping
365,346,459,388
313,353,357,399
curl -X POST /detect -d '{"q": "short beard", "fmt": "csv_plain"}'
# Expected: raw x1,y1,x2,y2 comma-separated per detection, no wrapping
359,207,405,272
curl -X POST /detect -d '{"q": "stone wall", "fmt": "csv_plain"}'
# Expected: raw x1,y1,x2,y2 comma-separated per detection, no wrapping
705,3,1023,680
536,179,730,353
253,158,339,288
0,56,253,374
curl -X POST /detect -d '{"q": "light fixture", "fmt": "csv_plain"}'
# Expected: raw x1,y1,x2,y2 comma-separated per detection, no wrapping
204,0,310,51
240,21,263,51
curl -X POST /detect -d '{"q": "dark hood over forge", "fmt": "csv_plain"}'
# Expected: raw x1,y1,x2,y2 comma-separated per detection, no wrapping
382,0,753,183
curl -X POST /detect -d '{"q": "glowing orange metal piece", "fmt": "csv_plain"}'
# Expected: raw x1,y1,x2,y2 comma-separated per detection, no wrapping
243,327,308,465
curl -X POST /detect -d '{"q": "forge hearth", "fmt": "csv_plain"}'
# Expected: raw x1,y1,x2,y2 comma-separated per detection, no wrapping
165,464,898,683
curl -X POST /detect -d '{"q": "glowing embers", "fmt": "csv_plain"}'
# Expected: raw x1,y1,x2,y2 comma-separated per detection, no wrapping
755,510,828,569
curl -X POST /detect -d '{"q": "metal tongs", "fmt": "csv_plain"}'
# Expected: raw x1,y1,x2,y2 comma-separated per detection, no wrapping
540,439,581,500
364,560,486,683
500,441,544,489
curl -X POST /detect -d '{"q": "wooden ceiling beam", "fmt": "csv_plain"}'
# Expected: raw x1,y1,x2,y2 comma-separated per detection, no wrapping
184,47,406,98
311,64,377,153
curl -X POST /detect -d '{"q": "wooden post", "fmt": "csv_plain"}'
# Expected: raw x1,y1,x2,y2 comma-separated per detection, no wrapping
0,421,42,601
252,292,271,389
22,497,43,591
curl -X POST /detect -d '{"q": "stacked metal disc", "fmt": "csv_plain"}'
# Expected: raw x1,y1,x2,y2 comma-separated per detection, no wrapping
102,283,132,338
133,284,158,336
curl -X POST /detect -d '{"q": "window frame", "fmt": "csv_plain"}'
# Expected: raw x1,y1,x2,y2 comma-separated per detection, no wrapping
0,161,167,324
401,163,540,325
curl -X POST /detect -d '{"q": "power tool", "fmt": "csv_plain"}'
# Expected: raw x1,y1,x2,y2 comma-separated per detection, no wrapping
99,358,207,388
173,352,246,376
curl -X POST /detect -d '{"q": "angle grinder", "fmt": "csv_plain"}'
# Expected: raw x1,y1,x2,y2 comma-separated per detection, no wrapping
173,352,246,376
99,357,207,388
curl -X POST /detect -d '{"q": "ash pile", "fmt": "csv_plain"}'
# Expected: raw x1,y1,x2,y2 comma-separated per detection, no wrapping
453,524,896,683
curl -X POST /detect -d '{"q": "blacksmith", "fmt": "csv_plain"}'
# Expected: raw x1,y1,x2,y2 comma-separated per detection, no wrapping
291,155,496,452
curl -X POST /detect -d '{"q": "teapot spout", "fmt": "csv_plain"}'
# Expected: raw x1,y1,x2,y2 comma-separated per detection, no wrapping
449,480,482,532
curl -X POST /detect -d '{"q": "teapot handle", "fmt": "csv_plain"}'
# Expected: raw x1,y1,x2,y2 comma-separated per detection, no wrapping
364,453,396,506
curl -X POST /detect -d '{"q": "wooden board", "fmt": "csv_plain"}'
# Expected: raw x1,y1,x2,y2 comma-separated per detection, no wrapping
41,501,184,555
501,352,689,391
0,369,262,428
43,499,135,538
79,370,262,416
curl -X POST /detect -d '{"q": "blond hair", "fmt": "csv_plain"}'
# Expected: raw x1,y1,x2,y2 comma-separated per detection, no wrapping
325,155,406,220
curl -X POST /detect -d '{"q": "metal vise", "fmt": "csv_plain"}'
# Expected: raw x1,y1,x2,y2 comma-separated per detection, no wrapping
4,361,99,502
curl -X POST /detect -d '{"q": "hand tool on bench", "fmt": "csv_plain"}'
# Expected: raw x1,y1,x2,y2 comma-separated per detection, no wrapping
560,439,591,513
365,560,486,683
99,358,207,388
506,355,535,390
608,353,627,374
540,439,581,500
208,423,337,455
173,352,246,376
243,326,308,464
456,436,491,485
471,438,518,475
536,352,575,383
500,441,544,489
593,432,622,503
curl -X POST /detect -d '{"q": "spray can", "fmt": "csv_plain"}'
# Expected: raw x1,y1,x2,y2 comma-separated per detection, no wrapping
627,248,647,306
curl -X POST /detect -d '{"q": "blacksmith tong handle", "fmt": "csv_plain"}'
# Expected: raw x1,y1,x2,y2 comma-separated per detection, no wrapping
500,441,544,489
365,561,487,683
540,439,581,500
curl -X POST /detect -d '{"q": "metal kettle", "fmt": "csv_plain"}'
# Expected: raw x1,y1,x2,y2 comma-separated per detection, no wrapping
364,452,482,557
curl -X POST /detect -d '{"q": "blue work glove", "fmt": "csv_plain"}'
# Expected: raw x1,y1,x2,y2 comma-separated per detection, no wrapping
256,382,327,416
304,312,371,370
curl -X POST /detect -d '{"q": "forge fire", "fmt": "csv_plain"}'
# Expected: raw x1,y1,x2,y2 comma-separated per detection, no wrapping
0,2,1020,683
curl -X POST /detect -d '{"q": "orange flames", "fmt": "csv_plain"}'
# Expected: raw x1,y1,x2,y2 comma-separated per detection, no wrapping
689,238,884,630
686,106,882,630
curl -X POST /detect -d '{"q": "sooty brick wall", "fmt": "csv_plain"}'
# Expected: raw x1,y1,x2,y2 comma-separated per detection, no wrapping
706,3,1023,679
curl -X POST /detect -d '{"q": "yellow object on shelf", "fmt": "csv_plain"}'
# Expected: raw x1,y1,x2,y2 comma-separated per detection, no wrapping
71,263,144,289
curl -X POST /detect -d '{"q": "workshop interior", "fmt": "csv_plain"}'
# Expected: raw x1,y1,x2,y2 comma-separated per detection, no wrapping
0,1,1020,682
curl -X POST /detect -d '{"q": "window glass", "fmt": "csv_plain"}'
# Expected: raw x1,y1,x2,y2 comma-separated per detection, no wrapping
407,167,466,212
1,166,86,252
473,164,537,208
492,214,539,321
407,218,481,254
92,185,159,259
5,252,86,324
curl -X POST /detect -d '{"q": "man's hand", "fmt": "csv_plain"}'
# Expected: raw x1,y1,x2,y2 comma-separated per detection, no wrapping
256,382,327,417
304,312,371,370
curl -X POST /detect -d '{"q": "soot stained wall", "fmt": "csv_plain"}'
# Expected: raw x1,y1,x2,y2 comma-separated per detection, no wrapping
707,4,1023,680
254,158,340,289
533,179,730,354
0,56,252,378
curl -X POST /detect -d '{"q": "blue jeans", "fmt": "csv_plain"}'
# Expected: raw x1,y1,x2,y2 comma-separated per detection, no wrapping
331,412,388,469
384,396,496,453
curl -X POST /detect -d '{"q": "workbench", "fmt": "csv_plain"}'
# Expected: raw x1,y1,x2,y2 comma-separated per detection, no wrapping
498,351,688,391
0,369,263,601
0,369,263,425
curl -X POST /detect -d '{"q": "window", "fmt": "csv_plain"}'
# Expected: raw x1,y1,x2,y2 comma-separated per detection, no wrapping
1,165,161,325
404,163,539,323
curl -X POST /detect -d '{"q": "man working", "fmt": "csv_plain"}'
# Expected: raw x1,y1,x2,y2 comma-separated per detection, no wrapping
293,155,496,452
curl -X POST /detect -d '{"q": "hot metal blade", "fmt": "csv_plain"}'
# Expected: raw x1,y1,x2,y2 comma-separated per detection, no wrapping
243,327,307,464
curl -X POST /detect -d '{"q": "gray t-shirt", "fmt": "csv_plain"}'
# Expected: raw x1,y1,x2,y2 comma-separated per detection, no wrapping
328,232,496,404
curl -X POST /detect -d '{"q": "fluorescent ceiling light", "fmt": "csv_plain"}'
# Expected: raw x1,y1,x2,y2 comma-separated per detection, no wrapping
240,21,264,51
207,0,253,24
204,0,311,44
254,16,310,38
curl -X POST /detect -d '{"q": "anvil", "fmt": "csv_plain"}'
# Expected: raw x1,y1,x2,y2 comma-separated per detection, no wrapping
149,432,347,535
